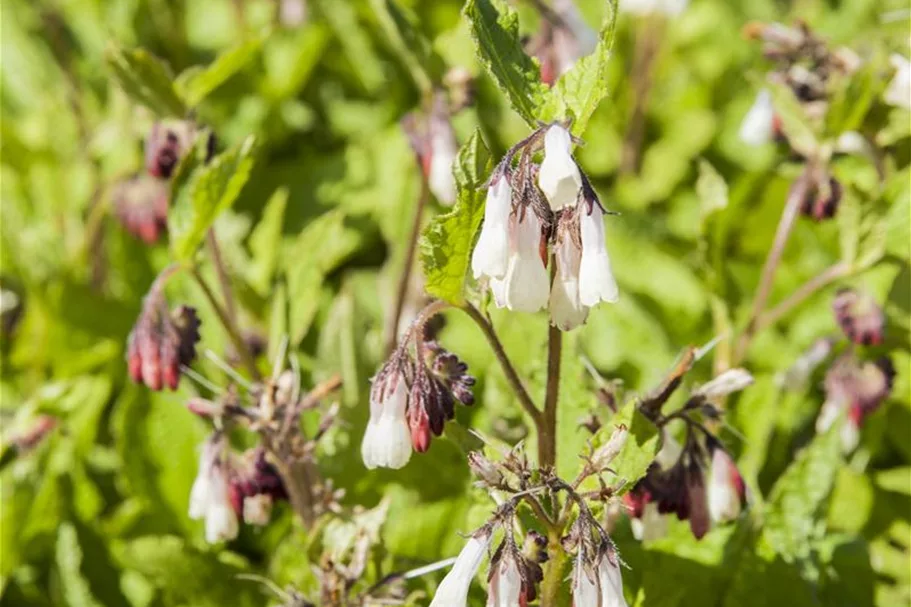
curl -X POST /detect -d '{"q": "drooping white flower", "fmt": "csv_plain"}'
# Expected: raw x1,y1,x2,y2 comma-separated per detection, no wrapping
428,114,459,205
485,552,523,607
472,177,513,281
539,124,583,211
361,370,412,469
490,210,549,313
739,89,776,146
884,54,910,109
694,368,754,399
551,0,599,77
430,530,493,607
188,439,239,544
815,399,861,453
571,553,600,607
597,551,629,607
707,448,746,524
550,231,588,330
578,204,619,307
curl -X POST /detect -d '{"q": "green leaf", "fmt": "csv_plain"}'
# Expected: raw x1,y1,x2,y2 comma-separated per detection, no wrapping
419,129,493,305
464,0,547,125
609,402,660,493
175,35,265,107
313,0,384,92
768,82,818,158
837,189,861,265
105,45,186,117
168,136,257,261
56,524,103,607
247,187,288,295
369,0,435,93
696,158,729,222
538,0,618,136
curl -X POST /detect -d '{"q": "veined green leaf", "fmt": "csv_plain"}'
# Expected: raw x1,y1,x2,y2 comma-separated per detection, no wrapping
105,45,186,117
168,136,257,262
175,35,265,107
419,129,492,305
538,0,619,136
464,0,547,126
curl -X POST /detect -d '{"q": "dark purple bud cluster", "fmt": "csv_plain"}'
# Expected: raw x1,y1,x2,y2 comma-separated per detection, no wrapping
800,174,842,221
127,284,200,391
832,288,885,345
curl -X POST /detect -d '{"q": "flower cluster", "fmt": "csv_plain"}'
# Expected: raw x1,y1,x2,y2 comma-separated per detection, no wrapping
625,368,752,540
127,281,201,391
361,334,475,469
471,123,618,330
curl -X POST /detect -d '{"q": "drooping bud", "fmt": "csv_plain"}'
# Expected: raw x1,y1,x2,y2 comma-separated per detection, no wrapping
578,201,619,307
692,368,754,400
539,124,582,211
472,174,513,282
832,289,885,346
112,176,170,243
145,121,195,178
429,528,493,607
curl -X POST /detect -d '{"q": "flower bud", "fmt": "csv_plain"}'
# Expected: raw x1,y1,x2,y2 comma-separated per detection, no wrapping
591,424,629,471
127,295,201,391
467,451,504,487
707,447,746,524
693,368,754,400
832,289,885,346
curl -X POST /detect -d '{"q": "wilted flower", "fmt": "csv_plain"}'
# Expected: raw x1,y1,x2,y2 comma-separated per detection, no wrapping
571,544,628,607
707,447,746,524
429,528,493,607
550,217,588,330
127,283,201,391
832,288,885,346
361,360,412,469
739,89,776,146
693,368,754,400
468,451,505,487
539,124,582,211
489,209,549,313
231,448,287,527
189,437,239,543
113,175,170,243
884,54,910,109
471,175,512,281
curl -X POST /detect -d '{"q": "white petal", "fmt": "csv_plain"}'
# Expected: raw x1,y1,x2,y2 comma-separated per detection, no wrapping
840,419,860,453
188,473,210,520
539,125,582,211
486,557,523,607
632,503,668,542
430,531,492,607
205,501,239,544
815,399,841,433
694,368,754,399
739,89,775,146
884,54,911,109
361,379,412,469
549,236,588,330
598,555,629,607
579,205,619,307
502,212,549,312
708,449,742,523
472,179,512,280
571,554,600,607
428,128,458,205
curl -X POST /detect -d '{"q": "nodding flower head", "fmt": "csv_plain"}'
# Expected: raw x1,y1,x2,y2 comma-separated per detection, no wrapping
113,176,170,243
707,446,746,524
578,202,619,307
739,89,776,147
189,436,239,544
429,528,493,607
486,545,525,607
127,283,201,391
361,360,412,470
490,208,550,313
832,289,885,346
472,174,513,282
539,124,582,211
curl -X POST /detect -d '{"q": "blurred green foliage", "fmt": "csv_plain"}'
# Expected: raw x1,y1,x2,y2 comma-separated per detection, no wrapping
1,0,909,605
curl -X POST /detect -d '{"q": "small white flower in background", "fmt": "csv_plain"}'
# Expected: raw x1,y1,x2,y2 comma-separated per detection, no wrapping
739,89,776,146
490,210,550,313
551,0,598,77
485,551,523,607
471,176,512,281
242,493,273,527
539,124,583,211
361,367,412,469
550,230,589,330
884,54,910,109
578,204,619,307
428,104,459,205
630,502,667,542
707,448,746,524
571,553,600,607
189,438,239,544
429,529,493,607
620,0,688,17
694,368,754,399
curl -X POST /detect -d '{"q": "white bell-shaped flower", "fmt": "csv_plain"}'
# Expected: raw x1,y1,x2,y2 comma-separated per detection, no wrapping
428,120,458,205
578,204,619,307
739,89,776,146
707,448,746,524
485,552,523,607
550,233,588,330
884,54,910,109
472,178,513,281
490,210,549,313
571,553,600,607
598,552,628,607
539,124,582,211
430,530,493,607
188,440,239,544
361,372,412,469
